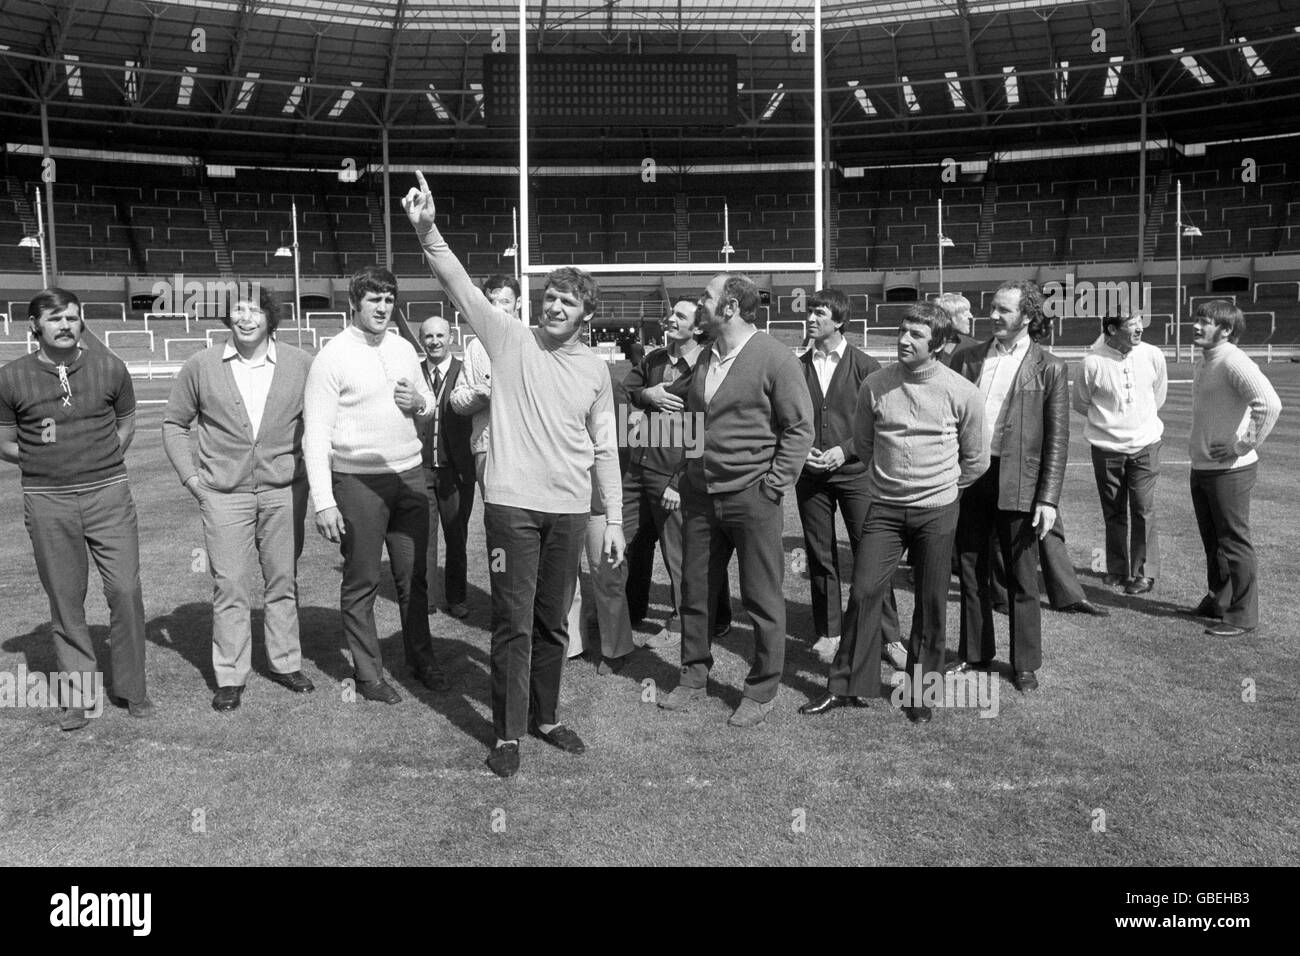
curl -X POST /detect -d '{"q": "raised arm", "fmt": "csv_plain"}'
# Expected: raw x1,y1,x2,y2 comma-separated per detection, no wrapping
403,171,515,359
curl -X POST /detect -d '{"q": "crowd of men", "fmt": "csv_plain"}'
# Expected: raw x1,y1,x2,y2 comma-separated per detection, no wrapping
0,171,1284,776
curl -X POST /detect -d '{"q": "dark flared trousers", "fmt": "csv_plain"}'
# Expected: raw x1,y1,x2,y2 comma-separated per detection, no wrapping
1190,464,1258,628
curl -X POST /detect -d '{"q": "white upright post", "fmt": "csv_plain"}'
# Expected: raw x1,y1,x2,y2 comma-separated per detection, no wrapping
1175,179,1182,365
34,186,48,288
937,198,945,295
518,0,530,323
813,0,824,288
512,206,520,280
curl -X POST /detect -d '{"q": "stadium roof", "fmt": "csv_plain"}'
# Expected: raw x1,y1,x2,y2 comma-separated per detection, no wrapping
2,0,1298,167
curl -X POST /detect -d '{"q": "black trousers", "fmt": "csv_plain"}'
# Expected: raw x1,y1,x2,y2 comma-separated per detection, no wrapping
424,464,475,608
1190,464,1258,628
484,503,586,741
1091,441,1161,580
333,469,435,682
957,459,1043,673
679,478,786,703
990,508,1085,609
830,500,959,699
796,469,900,642
620,463,731,630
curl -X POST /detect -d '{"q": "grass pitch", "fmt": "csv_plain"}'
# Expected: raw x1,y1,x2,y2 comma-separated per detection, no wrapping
1,361,1298,866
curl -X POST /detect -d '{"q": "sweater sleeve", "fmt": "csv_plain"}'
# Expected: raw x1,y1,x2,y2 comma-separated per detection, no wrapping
416,229,518,361
1227,351,1282,456
764,348,815,492
1071,355,1094,418
587,369,622,524
161,356,201,486
449,338,490,415
1152,347,1168,411
854,376,876,476
303,349,340,511
956,380,989,488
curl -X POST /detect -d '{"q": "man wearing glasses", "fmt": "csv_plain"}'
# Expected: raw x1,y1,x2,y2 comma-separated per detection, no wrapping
1072,313,1168,595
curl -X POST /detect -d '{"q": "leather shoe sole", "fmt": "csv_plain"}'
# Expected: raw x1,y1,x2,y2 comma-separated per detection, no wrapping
1204,623,1256,637
212,686,243,712
799,693,870,715
357,679,401,704
267,670,314,693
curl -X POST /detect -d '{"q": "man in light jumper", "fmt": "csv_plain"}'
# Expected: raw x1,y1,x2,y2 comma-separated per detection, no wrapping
404,171,624,779
1188,300,1282,637
802,303,987,723
163,286,315,712
303,265,445,705
656,272,814,728
1072,312,1168,595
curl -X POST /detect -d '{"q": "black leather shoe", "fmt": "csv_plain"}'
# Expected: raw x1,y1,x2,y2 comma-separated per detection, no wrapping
1192,595,1224,620
945,659,993,674
357,679,401,704
1058,599,1110,617
531,723,586,754
267,670,315,693
905,705,933,723
798,693,870,715
412,664,449,693
486,741,520,778
212,686,243,712
1205,622,1256,637
1124,577,1155,595
1012,670,1039,692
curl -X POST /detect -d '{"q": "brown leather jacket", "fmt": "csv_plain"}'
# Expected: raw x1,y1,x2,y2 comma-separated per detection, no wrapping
948,338,1069,512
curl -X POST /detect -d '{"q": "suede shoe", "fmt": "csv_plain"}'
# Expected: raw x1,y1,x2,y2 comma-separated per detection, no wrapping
728,697,775,727
59,708,90,732
532,723,586,754
657,685,707,711
486,741,520,778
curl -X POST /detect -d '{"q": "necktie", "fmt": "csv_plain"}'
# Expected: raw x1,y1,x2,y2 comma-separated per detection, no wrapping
431,367,443,467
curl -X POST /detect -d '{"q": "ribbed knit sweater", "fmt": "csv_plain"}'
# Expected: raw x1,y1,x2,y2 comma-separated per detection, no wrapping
1190,341,1282,471
303,325,430,511
855,359,989,507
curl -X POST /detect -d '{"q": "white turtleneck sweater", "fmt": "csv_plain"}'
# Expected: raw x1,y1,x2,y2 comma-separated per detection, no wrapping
303,324,431,511
1190,341,1282,471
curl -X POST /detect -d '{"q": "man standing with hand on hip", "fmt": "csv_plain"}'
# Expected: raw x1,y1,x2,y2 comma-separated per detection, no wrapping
303,265,446,704
404,172,624,778
1187,300,1281,637
163,287,315,712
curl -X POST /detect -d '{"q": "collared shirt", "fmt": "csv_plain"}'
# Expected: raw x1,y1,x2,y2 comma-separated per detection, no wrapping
423,354,454,467
810,337,847,396
661,341,702,386
704,327,758,404
223,339,277,437
977,333,1030,458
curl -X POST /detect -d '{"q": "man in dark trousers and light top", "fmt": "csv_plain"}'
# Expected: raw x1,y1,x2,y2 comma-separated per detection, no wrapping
405,171,624,779
0,288,153,729
656,272,813,728
802,302,986,722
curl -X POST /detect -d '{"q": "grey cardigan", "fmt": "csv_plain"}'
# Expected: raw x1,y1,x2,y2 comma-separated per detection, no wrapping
162,341,313,492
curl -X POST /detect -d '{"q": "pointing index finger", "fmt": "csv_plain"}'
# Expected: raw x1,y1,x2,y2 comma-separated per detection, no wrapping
415,170,430,194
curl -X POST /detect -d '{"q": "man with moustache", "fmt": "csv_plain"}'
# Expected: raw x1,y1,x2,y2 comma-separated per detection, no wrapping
0,288,152,729
1187,300,1282,637
949,279,1069,692
621,298,731,649
802,303,986,723
405,171,624,778
163,286,315,712
656,273,813,727
303,265,445,705
1073,312,1168,595
794,288,902,668
418,316,475,620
